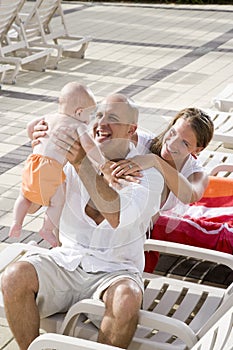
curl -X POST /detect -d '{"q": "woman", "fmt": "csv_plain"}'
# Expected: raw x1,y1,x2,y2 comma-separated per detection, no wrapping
104,108,214,271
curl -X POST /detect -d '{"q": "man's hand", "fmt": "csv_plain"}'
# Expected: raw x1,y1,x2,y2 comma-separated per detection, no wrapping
52,126,86,165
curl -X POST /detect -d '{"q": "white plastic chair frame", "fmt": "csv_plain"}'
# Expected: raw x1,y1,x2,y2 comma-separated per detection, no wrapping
0,0,52,83
204,108,233,149
19,0,91,68
27,304,233,350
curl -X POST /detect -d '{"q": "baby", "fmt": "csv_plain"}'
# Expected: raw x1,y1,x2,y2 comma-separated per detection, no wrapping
9,82,105,246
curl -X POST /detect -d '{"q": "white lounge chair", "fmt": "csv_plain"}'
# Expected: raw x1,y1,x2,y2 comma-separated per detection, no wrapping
212,83,233,112
198,149,233,177
18,0,91,68
0,63,12,84
26,303,233,350
0,0,52,83
191,305,233,350
204,108,233,149
0,243,198,350
0,241,232,350
28,333,124,350
54,240,233,350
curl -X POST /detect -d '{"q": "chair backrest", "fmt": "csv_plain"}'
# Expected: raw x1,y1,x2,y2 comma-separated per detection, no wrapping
198,150,233,178
0,0,25,41
22,0,66,41
204,109,233,149
212,83,233,113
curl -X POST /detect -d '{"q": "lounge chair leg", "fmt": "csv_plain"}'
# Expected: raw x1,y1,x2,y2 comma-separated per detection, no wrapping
22,56,48,72
1,65,19,85
46,46,63,70
62,42,89,59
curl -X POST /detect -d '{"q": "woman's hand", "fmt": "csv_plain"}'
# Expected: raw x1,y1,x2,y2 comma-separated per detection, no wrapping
110,159,142,178
110,154,161,177
100,160,141,190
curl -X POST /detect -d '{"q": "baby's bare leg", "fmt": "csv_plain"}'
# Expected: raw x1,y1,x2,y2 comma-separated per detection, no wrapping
9,192,32,237
39,183,65,247
28,202,41,214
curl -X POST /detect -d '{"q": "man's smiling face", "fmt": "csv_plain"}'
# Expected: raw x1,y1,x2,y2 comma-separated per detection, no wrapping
92,94,137,160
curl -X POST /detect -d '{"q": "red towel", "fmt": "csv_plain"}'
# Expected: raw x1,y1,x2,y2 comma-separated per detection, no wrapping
145,176,233,273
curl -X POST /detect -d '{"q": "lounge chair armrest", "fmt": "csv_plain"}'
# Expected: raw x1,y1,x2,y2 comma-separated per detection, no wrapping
210,164,233,175
0,243,49,273
59,299,105,335
28,333,123,350
60,299,197,348
138,309,197,348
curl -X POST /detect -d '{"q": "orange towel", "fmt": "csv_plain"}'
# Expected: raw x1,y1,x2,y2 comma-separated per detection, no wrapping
203,176,233,198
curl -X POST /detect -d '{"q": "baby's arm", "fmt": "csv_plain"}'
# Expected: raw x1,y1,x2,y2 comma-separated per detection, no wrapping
77,123,106,170
27,116,46,140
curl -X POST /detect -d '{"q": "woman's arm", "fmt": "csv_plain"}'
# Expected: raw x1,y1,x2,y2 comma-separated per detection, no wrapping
153,156,209,204
110,154,209,204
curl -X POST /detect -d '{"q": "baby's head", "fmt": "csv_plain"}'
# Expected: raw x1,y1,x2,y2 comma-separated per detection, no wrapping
59,82,96,123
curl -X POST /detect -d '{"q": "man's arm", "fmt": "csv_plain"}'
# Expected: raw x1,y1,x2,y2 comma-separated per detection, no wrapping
52,126,120,228
74,156,120,228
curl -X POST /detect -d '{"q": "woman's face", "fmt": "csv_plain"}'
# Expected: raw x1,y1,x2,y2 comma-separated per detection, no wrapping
161,118,201,167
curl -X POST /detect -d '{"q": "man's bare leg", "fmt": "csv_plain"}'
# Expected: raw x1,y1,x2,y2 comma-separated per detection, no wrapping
1,261,40,350
98,278,142,348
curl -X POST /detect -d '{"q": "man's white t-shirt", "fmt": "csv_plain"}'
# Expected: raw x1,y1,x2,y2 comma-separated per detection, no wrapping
49,143,164,275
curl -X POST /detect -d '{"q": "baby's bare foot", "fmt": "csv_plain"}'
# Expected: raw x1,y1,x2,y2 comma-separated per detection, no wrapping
9,223,22,238
39,229,59,247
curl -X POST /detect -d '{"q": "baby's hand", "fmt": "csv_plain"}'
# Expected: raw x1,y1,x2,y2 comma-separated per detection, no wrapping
31,120,48,147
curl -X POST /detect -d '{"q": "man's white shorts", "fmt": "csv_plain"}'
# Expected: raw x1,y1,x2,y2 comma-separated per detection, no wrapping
22,253,144,319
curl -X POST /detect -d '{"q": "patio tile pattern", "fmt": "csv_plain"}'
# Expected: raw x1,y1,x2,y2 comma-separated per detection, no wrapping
0,1,233,348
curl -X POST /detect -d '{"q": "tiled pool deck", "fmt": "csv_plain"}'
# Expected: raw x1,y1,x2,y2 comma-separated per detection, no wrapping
0,1,233,348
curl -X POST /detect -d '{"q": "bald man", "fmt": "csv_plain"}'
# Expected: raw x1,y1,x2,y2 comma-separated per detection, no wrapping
2,93,164,349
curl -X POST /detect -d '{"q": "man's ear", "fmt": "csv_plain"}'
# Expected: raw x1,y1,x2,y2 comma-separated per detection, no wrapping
128,124,137,136
75,107,83,116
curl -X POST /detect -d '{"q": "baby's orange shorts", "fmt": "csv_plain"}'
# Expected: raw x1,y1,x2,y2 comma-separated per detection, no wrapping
22,154,66,206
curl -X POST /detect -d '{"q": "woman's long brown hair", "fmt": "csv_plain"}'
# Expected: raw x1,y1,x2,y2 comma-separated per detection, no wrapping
150,108,214,156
